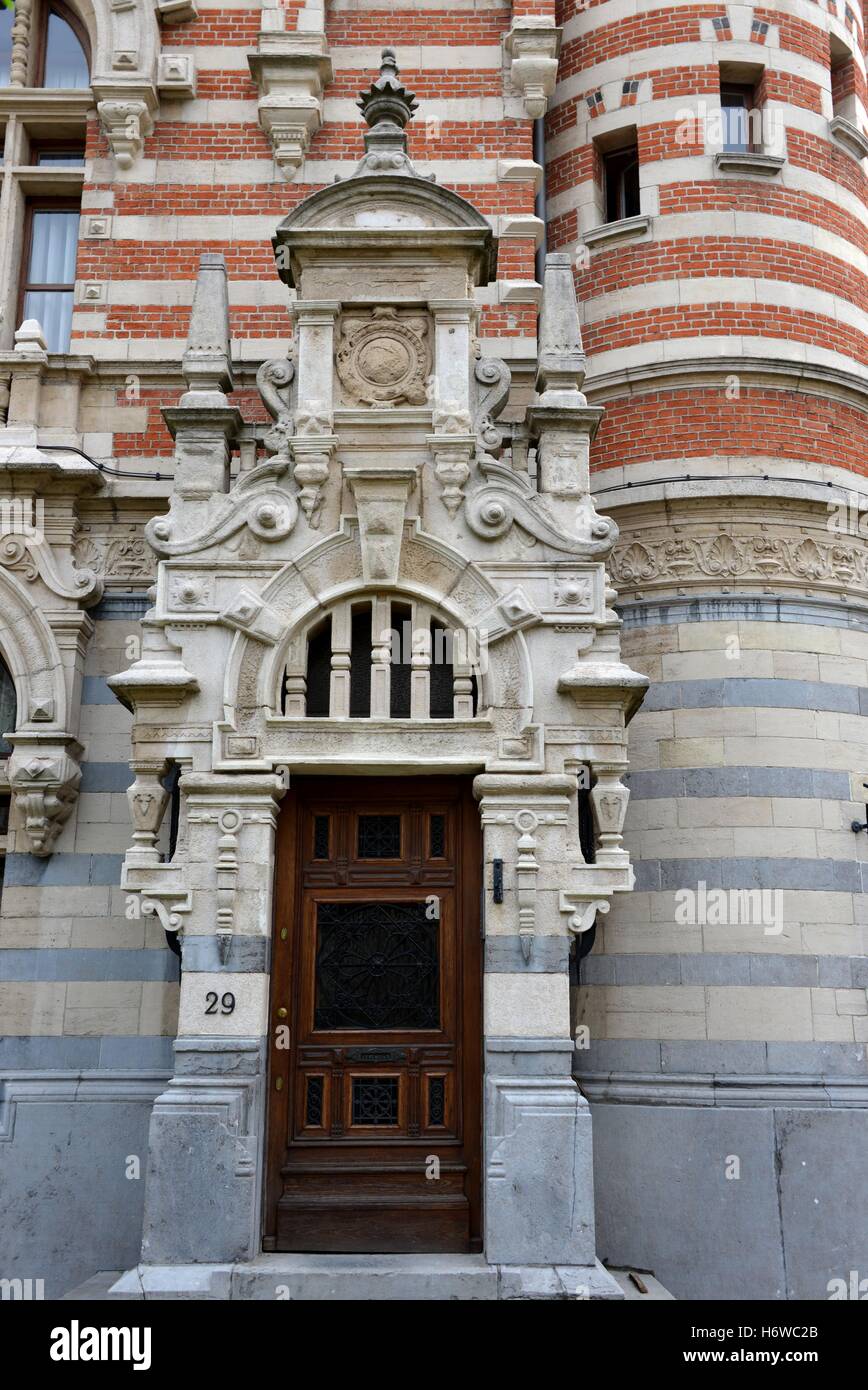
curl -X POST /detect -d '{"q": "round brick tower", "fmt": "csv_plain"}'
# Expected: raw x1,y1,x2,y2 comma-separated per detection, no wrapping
549,0,868,1297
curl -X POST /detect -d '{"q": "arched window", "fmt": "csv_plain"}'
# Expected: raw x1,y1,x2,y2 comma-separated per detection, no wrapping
40,4,90,89
0,656,16,758
283,596,482,721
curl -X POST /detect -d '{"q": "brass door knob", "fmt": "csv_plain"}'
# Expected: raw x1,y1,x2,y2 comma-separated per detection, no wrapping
276,1007,288,1019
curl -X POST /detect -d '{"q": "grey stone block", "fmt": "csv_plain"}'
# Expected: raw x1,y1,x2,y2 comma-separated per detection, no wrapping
80,762,135,793
589,1101,786,1300
2,854,124,888
660,1041,767,1075
0,1036,101,1069
0,948,177,983
633,860,662,890
140,1068,264,1266
485,1076,595,1267
748,954,819,986
658,859,723,889
576,1040,663,1075
98,1037,174,1070
686,766,751,797
624,769,686,799
180,936,270,974
679,954,750,985
173,1037,264,1077
486,1038,574,1077
485,935,569,973
0,1083,159,1298
817,957,854,988
82,676,118,705
765,1042,867,1076
612,954,682,985
775,1109,868,1299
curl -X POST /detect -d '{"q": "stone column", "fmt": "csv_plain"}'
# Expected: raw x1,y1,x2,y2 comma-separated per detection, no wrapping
474,773,602,1279
138,772,284,1266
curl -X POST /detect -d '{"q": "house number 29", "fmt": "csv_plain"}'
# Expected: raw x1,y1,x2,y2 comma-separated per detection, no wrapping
205,991,236,1015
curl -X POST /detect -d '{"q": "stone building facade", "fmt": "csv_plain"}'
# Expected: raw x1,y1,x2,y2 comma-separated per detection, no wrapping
0,0,865,1302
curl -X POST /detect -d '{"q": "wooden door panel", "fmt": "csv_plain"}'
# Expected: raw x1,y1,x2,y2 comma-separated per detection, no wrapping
265,776,481,1254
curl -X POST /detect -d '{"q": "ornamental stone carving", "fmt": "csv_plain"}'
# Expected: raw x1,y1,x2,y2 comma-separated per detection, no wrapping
336,309,430,407
610,522,868,598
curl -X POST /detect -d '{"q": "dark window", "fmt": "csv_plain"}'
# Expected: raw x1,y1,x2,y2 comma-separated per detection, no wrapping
0,794,10,835
305,616,332,717
603,143,640,222
578,779,596,864
21,202,79,352
31,142,86,167
429,621,454,718
0,658,17,758
349,604,372,718
389,602,412,718
720,83,757,152
315,900,439,1030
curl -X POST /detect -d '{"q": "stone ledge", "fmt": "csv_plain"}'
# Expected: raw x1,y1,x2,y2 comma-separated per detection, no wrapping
66,1255,624,1301
713,151,786,176
583,214,651,250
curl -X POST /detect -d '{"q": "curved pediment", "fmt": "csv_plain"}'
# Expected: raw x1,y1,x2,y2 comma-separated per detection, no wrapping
273,174,497,288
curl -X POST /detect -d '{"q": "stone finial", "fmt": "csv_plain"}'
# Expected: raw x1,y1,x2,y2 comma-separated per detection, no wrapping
535,252,587,403
355,48,419,173
14,319,48,355
181,252,233,401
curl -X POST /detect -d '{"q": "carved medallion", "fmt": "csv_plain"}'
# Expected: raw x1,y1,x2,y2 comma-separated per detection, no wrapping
336,307,429,406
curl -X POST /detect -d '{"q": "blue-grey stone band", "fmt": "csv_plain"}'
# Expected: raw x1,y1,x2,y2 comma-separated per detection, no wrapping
617,596,868,631
578,1072,868,1106
79,761,135,793
625,766,851,800
573,1038,868,1077
180,936,270,973
640,677,865,715
634,857,864,892
0,948,178,982
486,1037,574,1076
485,936,570,973
81,676,120,705
0,1035,175,1070
3,853,126,887
173,1037,265,1076
579,953,868,987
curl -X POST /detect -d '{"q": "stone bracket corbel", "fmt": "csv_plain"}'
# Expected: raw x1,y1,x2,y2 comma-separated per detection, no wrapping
122,860,193,935
559,893,611,937
220,588,285,644
426,432,475,518
92,82,158,169
248,32,334,179
7,736,83,857
504,19,562,119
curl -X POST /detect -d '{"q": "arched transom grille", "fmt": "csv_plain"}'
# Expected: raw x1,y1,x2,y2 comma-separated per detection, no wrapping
282,597,481,720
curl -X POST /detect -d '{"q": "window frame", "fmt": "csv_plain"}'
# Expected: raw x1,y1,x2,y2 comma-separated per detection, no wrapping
719,80,759,154
17,194,81,352
34,0,92,90
602,141,641,224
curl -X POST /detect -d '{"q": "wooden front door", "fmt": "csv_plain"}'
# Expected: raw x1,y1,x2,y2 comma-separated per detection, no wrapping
265,776,482,1253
